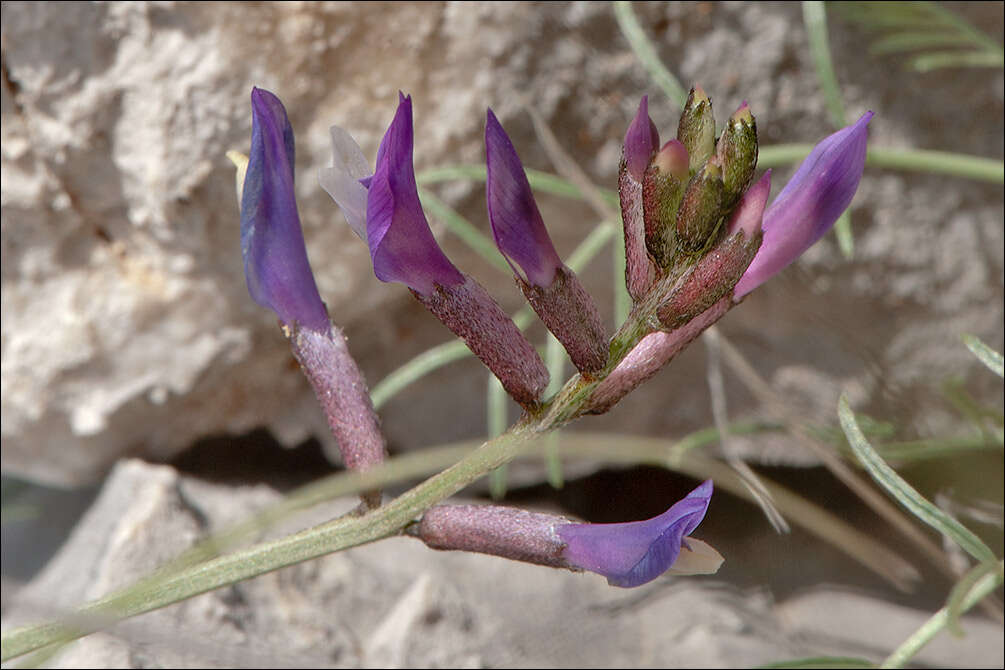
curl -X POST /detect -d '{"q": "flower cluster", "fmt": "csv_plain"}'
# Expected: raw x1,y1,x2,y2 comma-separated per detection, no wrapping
235,86,872,586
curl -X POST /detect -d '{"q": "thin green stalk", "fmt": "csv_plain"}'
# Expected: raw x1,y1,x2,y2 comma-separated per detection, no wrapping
839,395,997,565
487,374,510,499
543,334,567,489
803,1,847,129
880,561,1004,669
612,1,688,109
760,144,1004,183
962,334,1004,378
1,427,535,662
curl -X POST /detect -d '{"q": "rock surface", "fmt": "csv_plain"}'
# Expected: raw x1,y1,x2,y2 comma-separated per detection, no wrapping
1,3,1002,492
5,459,1002,668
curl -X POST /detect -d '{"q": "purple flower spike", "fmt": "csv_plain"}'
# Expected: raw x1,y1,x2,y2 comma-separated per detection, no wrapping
485,108,564,288
558,480,715,587
366,93,465,295
734,112,873,299
624,95,660,182
240,88,329,333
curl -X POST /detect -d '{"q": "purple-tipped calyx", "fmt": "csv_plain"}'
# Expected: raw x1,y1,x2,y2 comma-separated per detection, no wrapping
240,87,329,333
485,108,564,288
365,93,465,295
733,111,873,299
624,95,660,182
558,480,718,587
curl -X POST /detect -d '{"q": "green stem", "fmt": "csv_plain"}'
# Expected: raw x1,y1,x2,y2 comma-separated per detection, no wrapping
880,561,1004,669
1,427,535,662
612,1,689,109
760,145,1005,183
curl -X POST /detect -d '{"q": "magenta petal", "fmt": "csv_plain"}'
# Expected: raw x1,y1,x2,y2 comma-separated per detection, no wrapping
734,112,873,298
366,93,464,295
485,109,563,287
624,95,660,182
558,480,714,587
240,88,329,333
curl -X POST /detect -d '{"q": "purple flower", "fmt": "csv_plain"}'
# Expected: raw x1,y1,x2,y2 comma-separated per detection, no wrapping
485,108,564,288
624,95,660,182
733,112,873,298
557,480,715,587
365,93,465,295
240,87,329,333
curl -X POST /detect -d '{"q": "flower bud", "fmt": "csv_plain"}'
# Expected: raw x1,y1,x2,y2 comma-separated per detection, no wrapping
717,102,758,208
623,95,660,182
674,157,725,253
642,139,689,268
676,85,716,173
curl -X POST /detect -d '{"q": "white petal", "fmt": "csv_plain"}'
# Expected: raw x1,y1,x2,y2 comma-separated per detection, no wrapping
319,125,371,241
665,537,724,575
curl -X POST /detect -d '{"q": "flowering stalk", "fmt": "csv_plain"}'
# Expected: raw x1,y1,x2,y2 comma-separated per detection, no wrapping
238,88,386,507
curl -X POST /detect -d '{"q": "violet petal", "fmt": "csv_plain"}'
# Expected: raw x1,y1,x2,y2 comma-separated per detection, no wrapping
485,108,564,288
734,112,873,298
366,93,464,295
240,87,329,333
558,480,714,587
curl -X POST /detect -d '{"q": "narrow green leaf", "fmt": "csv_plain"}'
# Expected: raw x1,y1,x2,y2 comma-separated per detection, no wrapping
759,656,874,669
543,334,567,488
418,165,620,207
944,559,1003,636
803,1,848,129
880,560,1004,668
910,49,1005,71
487,374,510,500
612,1,688,109
869,31,979,55
838,394,997,565
962,334,1004,378
834,211,854,259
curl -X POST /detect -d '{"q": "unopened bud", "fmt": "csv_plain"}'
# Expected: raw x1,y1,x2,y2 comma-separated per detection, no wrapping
675,157,725,253
717,102,758,208
642,140,689,267
677,85,716,173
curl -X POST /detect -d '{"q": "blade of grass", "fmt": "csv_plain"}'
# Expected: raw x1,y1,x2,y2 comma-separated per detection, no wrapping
944,559,1003,636
911,49,1005,71
759,145,1004,183
759,656,873,669
803,1,847,128
612,1,688,109
838,394,997,565
543,333,567,489
880,560,1004,669
962,334,1004,378
487,374,510,499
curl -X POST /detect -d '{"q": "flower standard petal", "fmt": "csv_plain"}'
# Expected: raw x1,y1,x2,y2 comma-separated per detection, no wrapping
366,93,465,295
319,124,371,241
240,87,329,333
734,112,873,298
485,108,563,288
557,480,715,587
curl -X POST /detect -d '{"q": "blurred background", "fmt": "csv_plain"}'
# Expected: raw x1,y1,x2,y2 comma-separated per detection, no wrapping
2,2,1002,666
